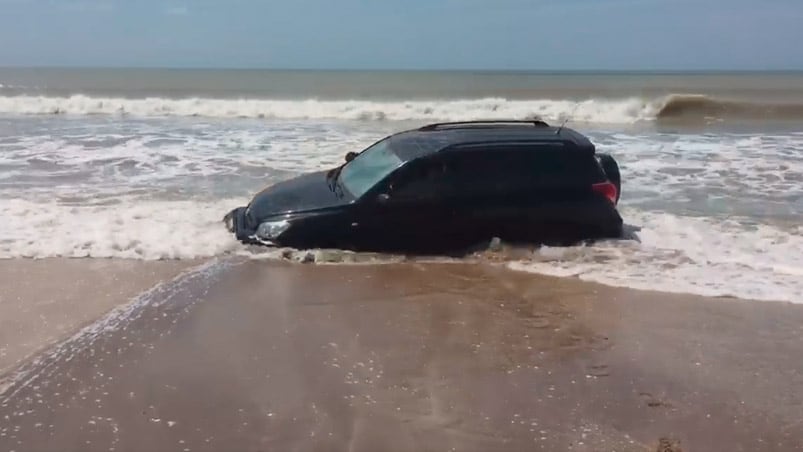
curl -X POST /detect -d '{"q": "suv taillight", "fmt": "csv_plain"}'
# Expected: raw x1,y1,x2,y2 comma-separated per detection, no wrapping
592,182,618,204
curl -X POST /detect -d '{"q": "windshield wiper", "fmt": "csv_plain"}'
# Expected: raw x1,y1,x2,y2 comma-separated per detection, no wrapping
326,164,346,197
327,151,358,196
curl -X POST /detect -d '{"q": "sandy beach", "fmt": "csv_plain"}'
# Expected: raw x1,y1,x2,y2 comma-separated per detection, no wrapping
1,258,802,452
0,259,195,379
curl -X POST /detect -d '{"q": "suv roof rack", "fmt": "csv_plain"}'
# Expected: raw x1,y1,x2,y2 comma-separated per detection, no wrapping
418,120,550,131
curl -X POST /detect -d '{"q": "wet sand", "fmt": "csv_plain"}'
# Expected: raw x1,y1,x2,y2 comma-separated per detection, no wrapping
2,259,803,451
0,259,195,378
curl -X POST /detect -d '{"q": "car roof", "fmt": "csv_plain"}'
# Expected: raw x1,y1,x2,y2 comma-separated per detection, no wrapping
389,121,595,162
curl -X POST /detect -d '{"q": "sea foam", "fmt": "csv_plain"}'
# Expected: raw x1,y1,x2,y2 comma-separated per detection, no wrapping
509,208,803,303
0,198,241,260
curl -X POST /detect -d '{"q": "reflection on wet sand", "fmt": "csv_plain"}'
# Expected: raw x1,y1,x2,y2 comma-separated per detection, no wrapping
2,260,802,451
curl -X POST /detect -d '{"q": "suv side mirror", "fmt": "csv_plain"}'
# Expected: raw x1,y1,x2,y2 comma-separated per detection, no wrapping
345,151,358,163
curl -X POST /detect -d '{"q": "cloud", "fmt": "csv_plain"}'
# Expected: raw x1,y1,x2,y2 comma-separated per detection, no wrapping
165,5,188,16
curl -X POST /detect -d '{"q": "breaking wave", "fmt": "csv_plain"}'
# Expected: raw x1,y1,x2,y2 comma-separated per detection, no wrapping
655,94,803,122
0,95,653,124
1,93,801,125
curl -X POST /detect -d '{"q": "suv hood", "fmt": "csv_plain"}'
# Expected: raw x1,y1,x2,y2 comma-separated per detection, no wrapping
246,170,352,220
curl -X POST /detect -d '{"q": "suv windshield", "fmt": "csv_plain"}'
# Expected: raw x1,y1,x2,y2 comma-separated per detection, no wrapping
339,139,403,198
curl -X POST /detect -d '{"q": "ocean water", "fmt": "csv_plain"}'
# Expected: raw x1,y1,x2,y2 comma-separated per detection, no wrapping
1,68,801,303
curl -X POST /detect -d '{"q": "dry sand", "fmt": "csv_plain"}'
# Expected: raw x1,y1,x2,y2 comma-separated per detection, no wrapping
1,259,802,452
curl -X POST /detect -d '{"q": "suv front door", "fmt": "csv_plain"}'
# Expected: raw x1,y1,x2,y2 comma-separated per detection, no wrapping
352,157,459,253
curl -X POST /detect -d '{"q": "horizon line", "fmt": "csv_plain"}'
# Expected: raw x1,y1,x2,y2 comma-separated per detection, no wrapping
2,65,803,74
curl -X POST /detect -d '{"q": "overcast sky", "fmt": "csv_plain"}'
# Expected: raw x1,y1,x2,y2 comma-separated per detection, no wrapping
1,0,802,70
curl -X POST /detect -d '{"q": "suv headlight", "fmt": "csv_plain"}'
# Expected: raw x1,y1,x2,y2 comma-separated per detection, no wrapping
256,219,291,240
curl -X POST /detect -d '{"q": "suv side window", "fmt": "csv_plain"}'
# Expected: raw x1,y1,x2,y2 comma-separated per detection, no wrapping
391,149,539,201
387,143,603,201
389,158,451,201
440,148,539,196
443,144,605,194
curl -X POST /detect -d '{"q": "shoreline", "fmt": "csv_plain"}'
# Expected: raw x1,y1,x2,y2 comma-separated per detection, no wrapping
2,258,802,451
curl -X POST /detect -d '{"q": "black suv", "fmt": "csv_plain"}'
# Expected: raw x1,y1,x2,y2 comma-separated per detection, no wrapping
225,120,623,253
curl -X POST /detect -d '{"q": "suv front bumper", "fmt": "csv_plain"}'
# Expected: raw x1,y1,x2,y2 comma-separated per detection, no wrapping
224,206,262,244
